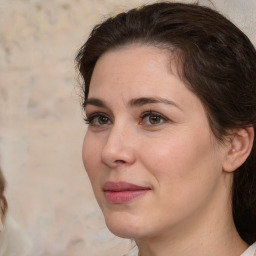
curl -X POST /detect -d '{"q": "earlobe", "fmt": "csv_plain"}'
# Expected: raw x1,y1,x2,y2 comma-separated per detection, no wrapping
222,127,254,173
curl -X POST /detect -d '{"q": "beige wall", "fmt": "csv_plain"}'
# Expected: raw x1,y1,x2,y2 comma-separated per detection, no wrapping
0,0,255,255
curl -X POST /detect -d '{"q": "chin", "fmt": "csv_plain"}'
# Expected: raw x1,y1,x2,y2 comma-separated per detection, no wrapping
107,225,135,238
103,211,146,239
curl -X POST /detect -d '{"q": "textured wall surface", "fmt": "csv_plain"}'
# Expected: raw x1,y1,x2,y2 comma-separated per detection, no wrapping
0,0,255,256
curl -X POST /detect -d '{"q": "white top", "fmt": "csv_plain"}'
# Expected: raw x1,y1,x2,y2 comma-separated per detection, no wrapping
241,242,256,256
124,242,256,256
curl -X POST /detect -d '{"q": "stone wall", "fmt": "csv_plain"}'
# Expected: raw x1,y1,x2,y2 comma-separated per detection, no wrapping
0,0,255,255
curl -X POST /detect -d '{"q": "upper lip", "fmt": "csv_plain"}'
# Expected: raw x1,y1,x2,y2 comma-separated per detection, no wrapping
103,181,150,192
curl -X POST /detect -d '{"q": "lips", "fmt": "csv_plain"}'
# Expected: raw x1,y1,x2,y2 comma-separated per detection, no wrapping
103,181,150,204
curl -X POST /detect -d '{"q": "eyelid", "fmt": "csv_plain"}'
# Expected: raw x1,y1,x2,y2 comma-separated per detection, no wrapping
140,111,168,120
85,110,109,120
85,104,114,120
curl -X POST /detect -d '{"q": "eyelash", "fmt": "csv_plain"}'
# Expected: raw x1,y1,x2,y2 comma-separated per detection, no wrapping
84,112,111,126
84,111,168,127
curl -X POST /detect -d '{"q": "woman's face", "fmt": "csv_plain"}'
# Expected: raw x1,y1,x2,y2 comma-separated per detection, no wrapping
83,45,229,240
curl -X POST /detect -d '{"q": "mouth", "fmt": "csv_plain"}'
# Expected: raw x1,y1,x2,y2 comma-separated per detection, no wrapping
103,181,151,204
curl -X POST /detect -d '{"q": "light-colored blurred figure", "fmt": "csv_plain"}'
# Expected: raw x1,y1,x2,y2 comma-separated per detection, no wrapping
0,167,31,256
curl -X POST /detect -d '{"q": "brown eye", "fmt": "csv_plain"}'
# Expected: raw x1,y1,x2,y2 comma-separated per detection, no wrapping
85,113,111,126
148,115,161,124
141,111,167,125
98,116,109,124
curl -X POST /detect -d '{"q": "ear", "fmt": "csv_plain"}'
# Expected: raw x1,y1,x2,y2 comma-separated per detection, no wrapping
222,127,254,173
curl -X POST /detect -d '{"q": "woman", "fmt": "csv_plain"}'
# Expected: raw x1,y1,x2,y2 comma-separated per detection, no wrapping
0,168,7,229
0,168,31,256
76,2,256,256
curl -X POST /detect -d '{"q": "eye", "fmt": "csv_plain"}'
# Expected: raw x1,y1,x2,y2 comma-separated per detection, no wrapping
140,111,167,125
84,113,111,127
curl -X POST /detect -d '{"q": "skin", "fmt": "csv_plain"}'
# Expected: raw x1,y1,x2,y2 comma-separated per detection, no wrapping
82,45,249,256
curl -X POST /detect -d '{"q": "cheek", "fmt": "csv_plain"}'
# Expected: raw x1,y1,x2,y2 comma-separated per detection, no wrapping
140,130,218,186
139,133,223,221
82,133,102,181
140,135,190,175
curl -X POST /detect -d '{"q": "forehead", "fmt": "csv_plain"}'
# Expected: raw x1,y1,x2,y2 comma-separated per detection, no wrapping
89,45,208,118
89,45,183,96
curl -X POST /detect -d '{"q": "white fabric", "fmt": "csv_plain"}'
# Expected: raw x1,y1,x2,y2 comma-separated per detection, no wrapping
241,242,256,256
123,244,138,256
124,242,256,256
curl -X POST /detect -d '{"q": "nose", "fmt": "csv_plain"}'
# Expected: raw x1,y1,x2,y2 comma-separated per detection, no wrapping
101,124,136,168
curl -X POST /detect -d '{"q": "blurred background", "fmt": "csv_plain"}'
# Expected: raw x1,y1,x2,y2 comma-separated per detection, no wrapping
0,0,255,255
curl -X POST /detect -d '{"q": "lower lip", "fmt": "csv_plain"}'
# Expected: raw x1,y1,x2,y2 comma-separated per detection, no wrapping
105,190,149,204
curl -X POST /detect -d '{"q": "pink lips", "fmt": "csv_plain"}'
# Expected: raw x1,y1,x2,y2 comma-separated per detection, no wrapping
103,181,150,204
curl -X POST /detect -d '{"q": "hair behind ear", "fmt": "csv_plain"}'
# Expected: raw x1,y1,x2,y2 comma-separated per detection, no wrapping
232,127,256,244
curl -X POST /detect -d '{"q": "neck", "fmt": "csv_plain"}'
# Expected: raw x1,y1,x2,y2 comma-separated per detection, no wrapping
135,174,248,256
136,223,247,256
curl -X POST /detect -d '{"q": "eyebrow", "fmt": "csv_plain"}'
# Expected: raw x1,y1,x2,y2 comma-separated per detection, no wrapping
128,97,181,110
84,96,182,110
84,98,108,108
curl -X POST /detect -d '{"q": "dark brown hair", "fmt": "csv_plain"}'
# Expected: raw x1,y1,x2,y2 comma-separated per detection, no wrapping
0,167,7,219
76,2,256,244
